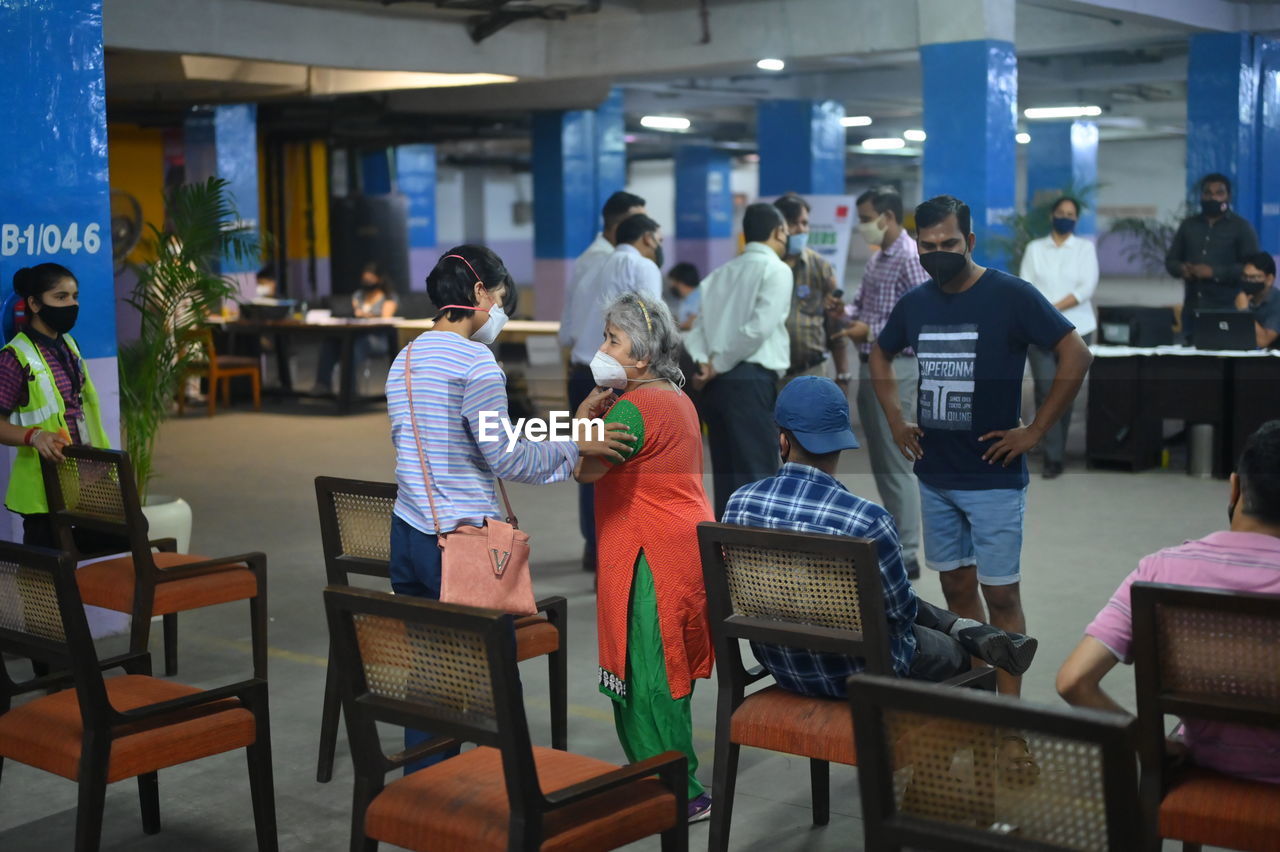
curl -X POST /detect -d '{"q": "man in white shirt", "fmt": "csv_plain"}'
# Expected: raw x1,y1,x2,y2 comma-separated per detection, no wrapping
570,213,665,368
560,191,645,571
1018,196,1099,479
686,203,793,517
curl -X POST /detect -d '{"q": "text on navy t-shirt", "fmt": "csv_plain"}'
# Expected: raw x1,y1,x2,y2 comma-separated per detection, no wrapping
876,267,1075,490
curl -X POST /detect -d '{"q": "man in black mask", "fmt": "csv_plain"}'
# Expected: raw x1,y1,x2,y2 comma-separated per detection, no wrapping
868,195,1093,697
1165,173,1260,317
1235,251,1280,349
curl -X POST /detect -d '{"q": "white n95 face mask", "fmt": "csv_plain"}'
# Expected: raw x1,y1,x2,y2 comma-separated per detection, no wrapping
471,302,509,344
590,350,633,390
857,216,887,247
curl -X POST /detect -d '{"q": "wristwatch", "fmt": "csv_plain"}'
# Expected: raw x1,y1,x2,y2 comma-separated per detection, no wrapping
837,373,854,383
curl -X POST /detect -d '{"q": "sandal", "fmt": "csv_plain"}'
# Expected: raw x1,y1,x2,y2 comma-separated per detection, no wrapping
997,735,1041,790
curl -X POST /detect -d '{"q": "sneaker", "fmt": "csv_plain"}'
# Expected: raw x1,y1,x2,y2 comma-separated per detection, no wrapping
687,793,713,823
956,626,1039,677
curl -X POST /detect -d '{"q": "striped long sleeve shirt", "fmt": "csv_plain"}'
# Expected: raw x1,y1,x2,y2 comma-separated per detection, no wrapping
387,332,579,535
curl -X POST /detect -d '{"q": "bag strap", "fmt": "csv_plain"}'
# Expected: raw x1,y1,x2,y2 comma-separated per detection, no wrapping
403,338,519,530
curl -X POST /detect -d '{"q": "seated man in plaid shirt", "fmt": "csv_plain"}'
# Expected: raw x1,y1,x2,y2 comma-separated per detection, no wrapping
721,376,1038,696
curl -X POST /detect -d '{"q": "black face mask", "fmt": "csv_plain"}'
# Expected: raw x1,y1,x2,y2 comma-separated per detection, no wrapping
1201,199,1227,218
1228,497,1237,526
1241,278,1268,296
920,249,968,285
35,302,78,335
653,243,665,270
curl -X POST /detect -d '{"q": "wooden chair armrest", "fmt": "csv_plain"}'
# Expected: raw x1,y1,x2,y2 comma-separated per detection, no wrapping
939,664,998,691
743,663,770,685
155,551,265,580
544,752,686,809
114,678,267,725
534,595,567,620
6,650,153,696
149,537,178,553
383,735,460,772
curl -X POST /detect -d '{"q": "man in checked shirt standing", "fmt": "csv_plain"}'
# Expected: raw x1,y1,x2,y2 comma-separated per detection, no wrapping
722,377,1037,695
837,186,930,578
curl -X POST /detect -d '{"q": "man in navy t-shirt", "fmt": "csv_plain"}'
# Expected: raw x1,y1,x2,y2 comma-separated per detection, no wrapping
869,194,1093,696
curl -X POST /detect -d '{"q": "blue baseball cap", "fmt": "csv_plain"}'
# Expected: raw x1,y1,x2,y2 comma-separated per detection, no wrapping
774,376,860,454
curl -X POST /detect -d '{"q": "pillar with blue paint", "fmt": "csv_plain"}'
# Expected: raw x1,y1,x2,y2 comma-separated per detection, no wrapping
920,39,1018,268
1025,120,1099,237
0,0,118,535
532,90,628,322
675,146,735,278
360,149,394,196
184,104,262,296
1255,37,1280,252
757,100,846,197
396,144,437,291
1187,33,1260,230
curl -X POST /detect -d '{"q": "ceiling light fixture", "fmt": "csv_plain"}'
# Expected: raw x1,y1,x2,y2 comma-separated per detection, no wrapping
640,115,691,131
1023,105,1102,119
1016,132,1031,144
903,129,927,142
860,138,906,150
840,115,873,128
757,58,785,72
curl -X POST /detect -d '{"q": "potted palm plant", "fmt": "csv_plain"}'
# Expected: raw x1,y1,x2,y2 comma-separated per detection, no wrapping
119,177,258,549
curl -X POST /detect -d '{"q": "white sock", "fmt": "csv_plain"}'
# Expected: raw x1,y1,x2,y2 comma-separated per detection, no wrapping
948,617,983,638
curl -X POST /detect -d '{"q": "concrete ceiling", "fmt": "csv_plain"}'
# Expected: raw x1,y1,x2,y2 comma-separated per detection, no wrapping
101,0,1247,152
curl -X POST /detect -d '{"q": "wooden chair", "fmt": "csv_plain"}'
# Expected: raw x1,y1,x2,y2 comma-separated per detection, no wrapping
40,445,268,679
313,476,568,784
0,542,277,852
323,585,688,852
1132,582,1280,852
696,521,996,852
177,327,261,417
847,673,1141,851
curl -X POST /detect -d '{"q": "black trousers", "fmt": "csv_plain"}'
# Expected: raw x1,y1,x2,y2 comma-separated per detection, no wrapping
702,362,781,519
909,599,972,682
567,365,598,557
20,513,128,555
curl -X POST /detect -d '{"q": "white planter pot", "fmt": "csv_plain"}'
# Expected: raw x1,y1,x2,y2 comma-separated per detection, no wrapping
141,494,193,554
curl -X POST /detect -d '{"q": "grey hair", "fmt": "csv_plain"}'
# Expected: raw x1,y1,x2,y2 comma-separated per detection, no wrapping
603,291,685,387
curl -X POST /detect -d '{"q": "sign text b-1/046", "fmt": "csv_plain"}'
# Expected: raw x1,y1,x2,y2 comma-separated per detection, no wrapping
1,223,103,258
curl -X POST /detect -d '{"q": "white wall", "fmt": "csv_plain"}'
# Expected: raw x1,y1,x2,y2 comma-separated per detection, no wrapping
436,165,464,246
1096,136,1187,224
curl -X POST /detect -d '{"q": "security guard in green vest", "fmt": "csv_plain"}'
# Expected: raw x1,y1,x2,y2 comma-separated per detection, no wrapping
0,263,111,547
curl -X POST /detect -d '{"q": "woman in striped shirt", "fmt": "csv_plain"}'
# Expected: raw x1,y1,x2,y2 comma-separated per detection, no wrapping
387,245,634,599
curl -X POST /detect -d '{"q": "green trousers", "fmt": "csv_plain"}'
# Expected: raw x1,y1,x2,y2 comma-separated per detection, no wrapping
610,552,704,799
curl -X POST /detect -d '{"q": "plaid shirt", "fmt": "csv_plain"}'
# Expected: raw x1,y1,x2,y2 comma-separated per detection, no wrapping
721,463,919,696
852,232,929,355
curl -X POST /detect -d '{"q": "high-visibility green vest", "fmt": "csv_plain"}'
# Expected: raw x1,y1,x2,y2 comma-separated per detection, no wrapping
4,332,110,515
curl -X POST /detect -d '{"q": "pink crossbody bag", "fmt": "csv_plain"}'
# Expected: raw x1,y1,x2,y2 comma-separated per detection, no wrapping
403,339,536,615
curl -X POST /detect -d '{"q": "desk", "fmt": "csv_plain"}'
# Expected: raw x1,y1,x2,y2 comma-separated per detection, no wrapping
214,318,399,414
1086,345,1280,478
395,319,560,350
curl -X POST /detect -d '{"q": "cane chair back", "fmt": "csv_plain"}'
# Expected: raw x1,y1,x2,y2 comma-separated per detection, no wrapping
315,477,396,583
850,674,1141,852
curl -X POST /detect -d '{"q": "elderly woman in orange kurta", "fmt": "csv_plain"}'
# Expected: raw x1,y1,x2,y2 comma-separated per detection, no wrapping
574,291,715,822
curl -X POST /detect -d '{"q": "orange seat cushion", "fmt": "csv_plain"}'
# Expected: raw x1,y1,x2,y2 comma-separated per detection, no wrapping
1160,767,1280,852
514,616,560,661
729,685,857,765
76,552,258,614
365,745,678,852
0,674,256,783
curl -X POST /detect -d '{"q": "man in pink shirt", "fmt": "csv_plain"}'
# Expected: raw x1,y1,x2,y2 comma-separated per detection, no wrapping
1056,420,1280,783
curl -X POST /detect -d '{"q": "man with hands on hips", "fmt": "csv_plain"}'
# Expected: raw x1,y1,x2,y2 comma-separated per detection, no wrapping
869,195,1092,697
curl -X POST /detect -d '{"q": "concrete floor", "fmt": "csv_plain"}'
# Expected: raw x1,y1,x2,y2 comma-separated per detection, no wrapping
0,277,1231,851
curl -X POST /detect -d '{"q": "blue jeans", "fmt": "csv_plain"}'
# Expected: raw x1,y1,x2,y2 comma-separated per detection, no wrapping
389,515,460,772
919,483,1027,586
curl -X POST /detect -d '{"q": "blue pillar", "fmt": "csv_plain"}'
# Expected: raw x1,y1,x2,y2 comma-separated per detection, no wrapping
675,146,734,277
757,100,846,197
0,0,118,534
1025,120,1099,237
360,149,393,196
1187,32,1260,231
1257,38,1280,252
532,90,627,321
396,144,437,291
920,40,1017,268
184,105,261,287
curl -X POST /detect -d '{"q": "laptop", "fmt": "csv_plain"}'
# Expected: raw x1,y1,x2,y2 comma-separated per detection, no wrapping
1193,309,1256,350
